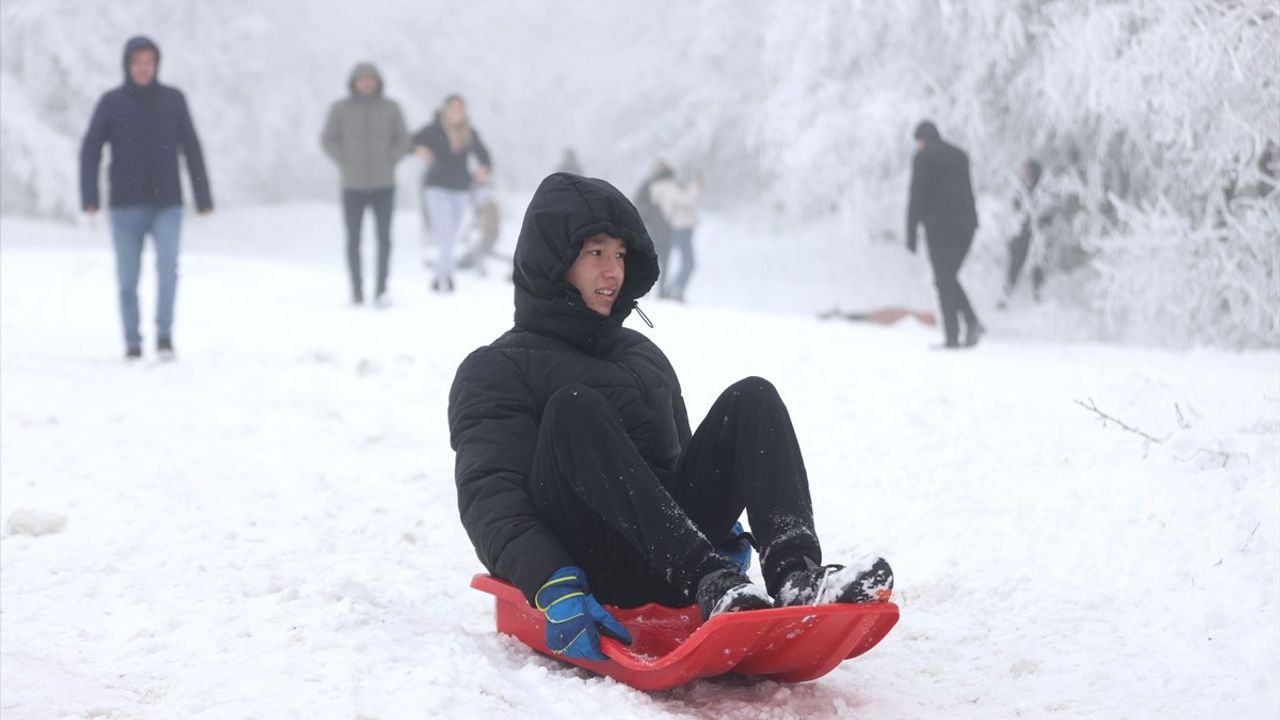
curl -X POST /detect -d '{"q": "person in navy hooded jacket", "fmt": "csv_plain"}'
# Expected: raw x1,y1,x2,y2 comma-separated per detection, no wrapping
80,36,213,360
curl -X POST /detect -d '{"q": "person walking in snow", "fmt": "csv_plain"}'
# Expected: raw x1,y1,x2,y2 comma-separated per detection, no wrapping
80,36,213,361
411,95,493,293
648,164,702,302
448,172,893,661
906,120,983,348
321,62,410,306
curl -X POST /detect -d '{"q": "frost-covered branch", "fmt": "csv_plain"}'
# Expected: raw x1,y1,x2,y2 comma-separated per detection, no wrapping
1176,447,1250,469
1073,397,1167,444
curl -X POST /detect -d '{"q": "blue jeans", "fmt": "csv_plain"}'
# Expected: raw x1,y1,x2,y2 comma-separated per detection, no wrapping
665,227,696,301
109,205,182,350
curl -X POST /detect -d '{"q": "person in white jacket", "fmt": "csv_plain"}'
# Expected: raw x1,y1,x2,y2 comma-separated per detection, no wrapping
649,169,702,302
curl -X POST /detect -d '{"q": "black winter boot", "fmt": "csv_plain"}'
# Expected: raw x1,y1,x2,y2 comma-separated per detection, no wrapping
776,556,894,607
695,568,773,621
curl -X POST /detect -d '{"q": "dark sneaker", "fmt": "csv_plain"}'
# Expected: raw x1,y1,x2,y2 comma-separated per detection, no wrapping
352,288,364,305
125,347,143,360
156,337,175,361
776,556,894,607
695,568,773,621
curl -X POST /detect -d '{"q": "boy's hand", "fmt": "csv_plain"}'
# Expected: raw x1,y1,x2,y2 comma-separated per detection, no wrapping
535,566,632,661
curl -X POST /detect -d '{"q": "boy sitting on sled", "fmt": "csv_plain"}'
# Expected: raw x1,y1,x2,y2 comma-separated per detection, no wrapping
448,173,893,661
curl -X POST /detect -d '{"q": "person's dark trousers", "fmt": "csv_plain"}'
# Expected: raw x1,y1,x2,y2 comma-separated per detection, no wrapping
1006,227,1046,300
927,226,979,346
342,187,395,299
1005,226,1031,292
527,377,822,608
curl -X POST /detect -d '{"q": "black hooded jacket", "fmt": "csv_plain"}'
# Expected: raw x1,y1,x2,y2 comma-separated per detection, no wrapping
448,173,688,603
80,36,213,211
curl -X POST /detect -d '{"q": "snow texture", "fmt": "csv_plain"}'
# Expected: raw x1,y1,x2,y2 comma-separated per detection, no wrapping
2,204,1278,719
5,508,68,537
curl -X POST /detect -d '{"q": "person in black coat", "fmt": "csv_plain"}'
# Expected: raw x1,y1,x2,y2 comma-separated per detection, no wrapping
632,160,674,291
906,120,982,348
448,173,893,661
80,36,213,360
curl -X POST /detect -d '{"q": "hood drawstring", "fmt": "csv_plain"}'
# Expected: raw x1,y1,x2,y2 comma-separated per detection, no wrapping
632,302,654,329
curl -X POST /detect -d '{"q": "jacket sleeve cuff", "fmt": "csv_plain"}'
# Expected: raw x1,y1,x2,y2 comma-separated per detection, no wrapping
505,542,577,607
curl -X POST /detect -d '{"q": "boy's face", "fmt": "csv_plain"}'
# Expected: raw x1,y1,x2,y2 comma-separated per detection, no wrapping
566,234,626,317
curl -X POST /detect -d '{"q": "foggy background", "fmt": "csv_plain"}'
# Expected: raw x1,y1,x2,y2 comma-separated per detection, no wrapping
2,0,1277,346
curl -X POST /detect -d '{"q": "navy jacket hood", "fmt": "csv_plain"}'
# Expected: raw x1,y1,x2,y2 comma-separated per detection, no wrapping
122,36,160,86
512,173,659,351
913,120,940,144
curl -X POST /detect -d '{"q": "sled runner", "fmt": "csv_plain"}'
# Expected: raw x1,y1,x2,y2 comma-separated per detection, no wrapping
471,573,899,690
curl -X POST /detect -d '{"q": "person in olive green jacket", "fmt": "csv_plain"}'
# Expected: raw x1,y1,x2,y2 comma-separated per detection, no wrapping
321,62,410,305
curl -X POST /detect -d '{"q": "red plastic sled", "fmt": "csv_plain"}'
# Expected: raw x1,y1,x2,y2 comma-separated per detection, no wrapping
471,574,899,690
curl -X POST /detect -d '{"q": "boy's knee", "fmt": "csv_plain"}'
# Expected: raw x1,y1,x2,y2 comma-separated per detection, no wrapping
544,383,614,428
728,376,780,402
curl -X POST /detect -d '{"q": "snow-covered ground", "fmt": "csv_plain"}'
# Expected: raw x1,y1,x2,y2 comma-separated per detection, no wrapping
1,205,1278,719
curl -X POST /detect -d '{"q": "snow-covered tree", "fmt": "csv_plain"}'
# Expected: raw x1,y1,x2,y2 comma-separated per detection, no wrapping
2,0,1275,345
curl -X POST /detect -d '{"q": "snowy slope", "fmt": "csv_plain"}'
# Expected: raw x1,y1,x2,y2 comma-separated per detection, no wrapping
1,207,1278,719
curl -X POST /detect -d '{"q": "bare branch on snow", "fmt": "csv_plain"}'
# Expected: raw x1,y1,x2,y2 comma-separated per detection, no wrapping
1074,397,1168,445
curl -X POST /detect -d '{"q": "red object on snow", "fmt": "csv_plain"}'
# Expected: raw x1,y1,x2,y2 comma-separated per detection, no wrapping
470,573,899,690
818,306,938,326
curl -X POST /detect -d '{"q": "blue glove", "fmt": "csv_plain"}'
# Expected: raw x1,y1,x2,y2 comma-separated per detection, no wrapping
714,521,754,574
534,566,632,661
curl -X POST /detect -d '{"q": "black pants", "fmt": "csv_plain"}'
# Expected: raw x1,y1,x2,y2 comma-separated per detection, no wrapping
1005,226,1044,297
927,226,979,345
342,187,394,297
528,377,821,608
